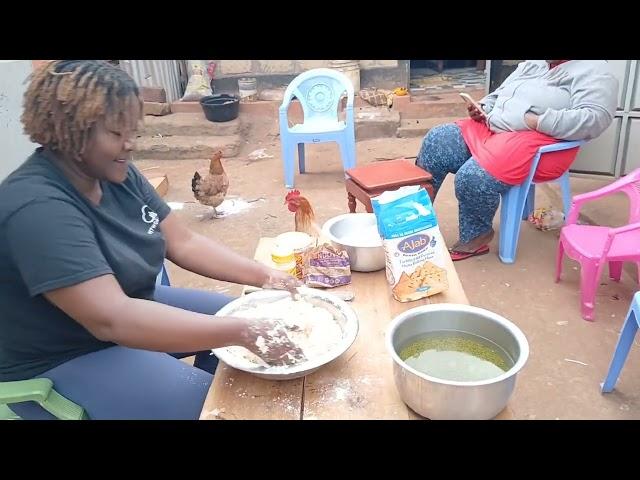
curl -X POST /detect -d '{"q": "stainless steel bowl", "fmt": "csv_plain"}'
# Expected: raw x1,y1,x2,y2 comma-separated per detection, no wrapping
386,304,529,420
322,213,385,272
212,288,359,380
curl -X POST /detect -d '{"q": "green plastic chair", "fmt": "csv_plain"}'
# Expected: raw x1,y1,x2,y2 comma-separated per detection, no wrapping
1,264,172,420
0,378,88,420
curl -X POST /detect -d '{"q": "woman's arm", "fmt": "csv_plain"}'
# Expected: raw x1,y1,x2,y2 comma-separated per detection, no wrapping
160,212,298,291
44,274,302,363
45,274,247,350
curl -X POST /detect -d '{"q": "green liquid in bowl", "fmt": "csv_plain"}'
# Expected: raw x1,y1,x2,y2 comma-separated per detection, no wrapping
399,331,514,382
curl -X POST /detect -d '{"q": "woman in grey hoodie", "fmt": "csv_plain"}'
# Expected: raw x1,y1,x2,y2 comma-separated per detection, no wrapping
415,60,618,260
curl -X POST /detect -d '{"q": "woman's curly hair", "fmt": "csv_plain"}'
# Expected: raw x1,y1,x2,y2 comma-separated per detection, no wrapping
21,60,143,161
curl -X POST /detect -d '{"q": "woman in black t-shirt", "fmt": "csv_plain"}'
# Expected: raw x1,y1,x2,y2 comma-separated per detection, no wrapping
0,60,302,419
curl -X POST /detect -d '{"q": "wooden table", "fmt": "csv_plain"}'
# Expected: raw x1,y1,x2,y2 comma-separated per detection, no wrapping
200,237,473,420
345,159,434,213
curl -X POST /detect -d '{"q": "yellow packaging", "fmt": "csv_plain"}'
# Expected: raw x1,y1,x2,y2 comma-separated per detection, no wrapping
275,232,314,280
270,245,296,276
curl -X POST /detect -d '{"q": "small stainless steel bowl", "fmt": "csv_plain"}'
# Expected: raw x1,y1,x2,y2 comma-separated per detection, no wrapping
322,213,385,272
386,303,529,420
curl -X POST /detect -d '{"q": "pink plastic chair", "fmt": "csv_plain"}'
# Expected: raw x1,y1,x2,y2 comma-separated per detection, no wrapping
555,168,640,321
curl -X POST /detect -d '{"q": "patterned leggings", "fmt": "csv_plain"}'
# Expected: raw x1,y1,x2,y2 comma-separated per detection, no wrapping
416,123,511,245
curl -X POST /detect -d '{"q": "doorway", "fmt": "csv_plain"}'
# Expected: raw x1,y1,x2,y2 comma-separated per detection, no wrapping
409,60,487,96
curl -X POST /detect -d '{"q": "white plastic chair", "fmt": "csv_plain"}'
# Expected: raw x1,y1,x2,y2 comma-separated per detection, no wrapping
279,68,356,188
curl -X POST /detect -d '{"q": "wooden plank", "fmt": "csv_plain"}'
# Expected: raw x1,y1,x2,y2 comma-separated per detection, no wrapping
302,270,414,419
148,175,169,198
425,242,469,305
200,237,304,420
302,241,468,420
200,365,304,420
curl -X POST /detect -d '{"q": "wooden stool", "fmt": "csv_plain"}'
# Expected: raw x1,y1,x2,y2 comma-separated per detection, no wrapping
345,158,435,213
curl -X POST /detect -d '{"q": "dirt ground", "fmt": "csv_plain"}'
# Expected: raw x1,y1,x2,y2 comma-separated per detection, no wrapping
135,117,640,420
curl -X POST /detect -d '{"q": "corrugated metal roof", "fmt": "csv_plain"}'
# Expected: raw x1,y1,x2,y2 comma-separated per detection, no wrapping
119,60,187,103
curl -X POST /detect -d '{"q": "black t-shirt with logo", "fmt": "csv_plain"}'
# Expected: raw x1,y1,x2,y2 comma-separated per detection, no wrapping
0,148,170,380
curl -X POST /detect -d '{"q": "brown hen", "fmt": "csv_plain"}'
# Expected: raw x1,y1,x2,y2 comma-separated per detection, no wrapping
192,150,229,219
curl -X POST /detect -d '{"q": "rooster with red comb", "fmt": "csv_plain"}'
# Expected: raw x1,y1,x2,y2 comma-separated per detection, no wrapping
284,189,322,237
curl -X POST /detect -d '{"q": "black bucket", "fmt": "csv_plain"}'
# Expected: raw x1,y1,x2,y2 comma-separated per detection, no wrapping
200,94,240,122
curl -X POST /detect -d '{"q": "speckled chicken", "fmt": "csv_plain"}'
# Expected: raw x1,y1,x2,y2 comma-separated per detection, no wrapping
191,150,229,219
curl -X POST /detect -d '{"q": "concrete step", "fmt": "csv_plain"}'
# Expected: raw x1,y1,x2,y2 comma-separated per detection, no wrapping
409,88,485,103
135,135,241,160
171,96,378,123
398,101,468,119
142,113,242,137
393,89,485,119
396,116,463,138
355,107,400,141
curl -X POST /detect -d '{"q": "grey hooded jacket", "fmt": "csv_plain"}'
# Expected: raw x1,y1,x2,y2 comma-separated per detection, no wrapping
481,60,618,141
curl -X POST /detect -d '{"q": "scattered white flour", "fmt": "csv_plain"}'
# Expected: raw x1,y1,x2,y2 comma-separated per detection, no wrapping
215,199,255,216
192,198,260,219
303,376,377,417
205,408,226,419
247,148,274,160
225,297,343,370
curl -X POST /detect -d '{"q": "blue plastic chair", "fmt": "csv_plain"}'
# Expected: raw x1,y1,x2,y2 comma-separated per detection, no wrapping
279,68,356,188
498,140,585,264
601,291,640,393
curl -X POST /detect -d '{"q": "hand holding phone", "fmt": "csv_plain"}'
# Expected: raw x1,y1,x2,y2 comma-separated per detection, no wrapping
460,93,487,122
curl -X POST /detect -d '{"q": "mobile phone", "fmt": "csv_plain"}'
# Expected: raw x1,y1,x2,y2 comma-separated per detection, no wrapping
459,93,486,117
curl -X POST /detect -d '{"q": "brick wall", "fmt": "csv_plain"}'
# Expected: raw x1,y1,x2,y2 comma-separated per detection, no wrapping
211,60,399,76
204,60,407,91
